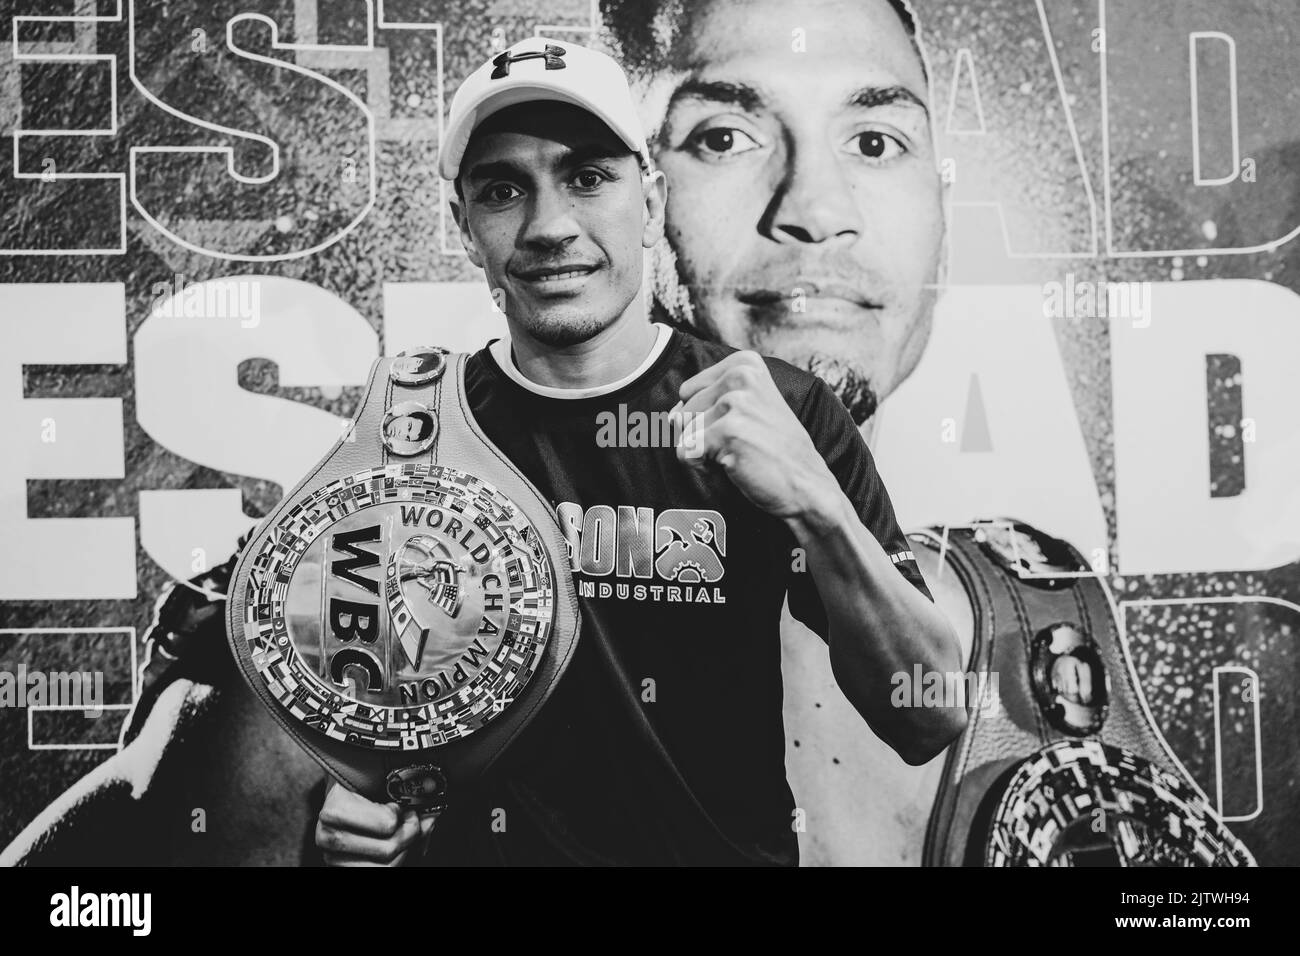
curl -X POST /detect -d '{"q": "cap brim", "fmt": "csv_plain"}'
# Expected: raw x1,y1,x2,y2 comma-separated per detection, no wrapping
441,84,645,180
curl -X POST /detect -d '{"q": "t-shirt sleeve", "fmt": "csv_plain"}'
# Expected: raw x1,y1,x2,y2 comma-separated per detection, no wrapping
785,375,933,643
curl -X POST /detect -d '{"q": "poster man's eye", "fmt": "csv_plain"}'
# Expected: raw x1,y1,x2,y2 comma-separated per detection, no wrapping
486,183,521,202
689,126,761,158
850,131,906,162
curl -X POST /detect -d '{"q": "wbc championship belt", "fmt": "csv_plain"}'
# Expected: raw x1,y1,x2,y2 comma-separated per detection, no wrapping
225,347,580,816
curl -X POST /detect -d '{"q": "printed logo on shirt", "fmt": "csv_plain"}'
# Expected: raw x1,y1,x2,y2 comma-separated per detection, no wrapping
556,503,727,604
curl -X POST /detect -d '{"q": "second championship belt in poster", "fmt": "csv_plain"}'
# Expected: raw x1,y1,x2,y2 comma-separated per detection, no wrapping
225,347,581,816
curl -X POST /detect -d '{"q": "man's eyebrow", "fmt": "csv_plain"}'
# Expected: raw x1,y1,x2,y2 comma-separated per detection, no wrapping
561,142,635,166
463,159,529,184
845,84,929,117
667,79,767,114
666,79,927,120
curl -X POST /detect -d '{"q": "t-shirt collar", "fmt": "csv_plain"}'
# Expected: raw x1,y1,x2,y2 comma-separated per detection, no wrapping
488,322,674,400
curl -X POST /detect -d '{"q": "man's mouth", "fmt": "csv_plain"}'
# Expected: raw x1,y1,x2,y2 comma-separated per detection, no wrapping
735,277,880,310
514,263,600,283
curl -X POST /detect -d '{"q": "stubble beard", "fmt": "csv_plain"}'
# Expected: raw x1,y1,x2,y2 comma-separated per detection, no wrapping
651,241,885,425
506,295,613,348
801,354,880,425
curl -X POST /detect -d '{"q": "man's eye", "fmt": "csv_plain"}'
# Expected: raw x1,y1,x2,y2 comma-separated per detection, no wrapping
572,169,607,190
849,131,906,162
689,126,761,158
484,183,521,203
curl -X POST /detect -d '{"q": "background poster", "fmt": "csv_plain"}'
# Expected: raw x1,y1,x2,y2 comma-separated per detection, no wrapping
1,0,1296,864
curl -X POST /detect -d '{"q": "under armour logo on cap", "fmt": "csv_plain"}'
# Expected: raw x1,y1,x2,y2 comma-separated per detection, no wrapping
490,43,567,79
440,36,648,180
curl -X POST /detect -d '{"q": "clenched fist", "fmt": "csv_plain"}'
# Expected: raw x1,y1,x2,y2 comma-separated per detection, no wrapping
676,350,839,521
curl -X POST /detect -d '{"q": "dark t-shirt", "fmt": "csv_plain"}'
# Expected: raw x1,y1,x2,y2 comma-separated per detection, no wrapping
423,327,930,866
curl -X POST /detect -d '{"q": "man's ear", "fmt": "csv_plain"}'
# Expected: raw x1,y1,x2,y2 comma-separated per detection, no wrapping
449,195,484,269
641,168,668,249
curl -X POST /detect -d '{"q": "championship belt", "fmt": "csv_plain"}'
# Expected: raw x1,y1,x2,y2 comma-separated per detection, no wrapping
917,521,1254,867
225,347,580,816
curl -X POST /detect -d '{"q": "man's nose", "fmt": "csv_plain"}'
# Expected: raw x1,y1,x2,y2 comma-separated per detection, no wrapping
761,142,864,245
521,183,581,250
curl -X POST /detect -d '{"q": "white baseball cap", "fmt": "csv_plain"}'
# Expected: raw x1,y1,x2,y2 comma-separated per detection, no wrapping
439,36,650,182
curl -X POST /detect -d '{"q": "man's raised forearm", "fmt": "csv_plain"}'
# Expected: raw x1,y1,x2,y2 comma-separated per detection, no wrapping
785,480,968,765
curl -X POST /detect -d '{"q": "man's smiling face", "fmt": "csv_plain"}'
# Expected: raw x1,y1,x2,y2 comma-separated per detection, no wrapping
652,0,945,419
452,102,664,348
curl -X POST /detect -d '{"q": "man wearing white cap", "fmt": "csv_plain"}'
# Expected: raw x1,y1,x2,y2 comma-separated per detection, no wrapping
314,36,965,866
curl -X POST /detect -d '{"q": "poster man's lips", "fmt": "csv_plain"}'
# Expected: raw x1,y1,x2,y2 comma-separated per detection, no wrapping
736,278,880,308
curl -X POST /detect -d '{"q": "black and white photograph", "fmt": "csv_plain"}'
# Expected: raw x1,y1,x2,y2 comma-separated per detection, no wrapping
0,0,1293,932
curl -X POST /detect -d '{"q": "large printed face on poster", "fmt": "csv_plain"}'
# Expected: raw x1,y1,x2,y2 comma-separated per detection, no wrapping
0,0,1296,864
639,0,945,423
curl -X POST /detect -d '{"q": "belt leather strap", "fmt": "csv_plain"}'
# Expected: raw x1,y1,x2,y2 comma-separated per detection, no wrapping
226,350,580,811
918,522,1252,866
